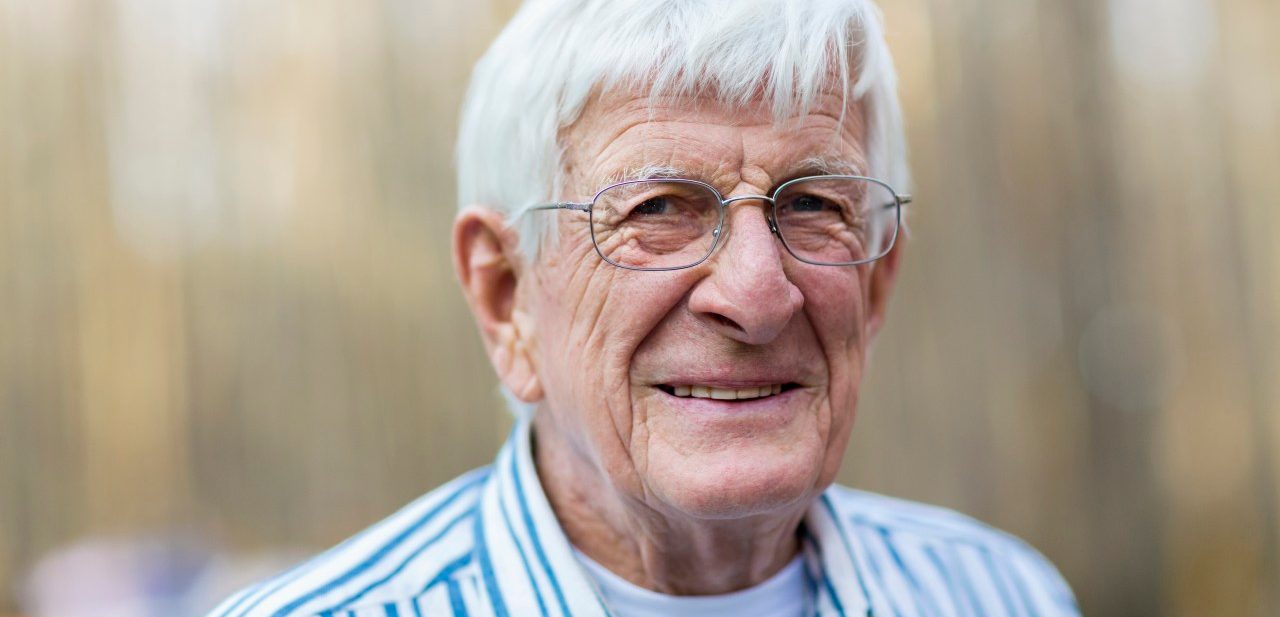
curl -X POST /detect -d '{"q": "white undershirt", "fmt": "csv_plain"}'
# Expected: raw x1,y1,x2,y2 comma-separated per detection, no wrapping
573,550,811,617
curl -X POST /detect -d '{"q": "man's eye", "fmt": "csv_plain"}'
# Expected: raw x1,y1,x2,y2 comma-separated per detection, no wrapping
791,195,829,212
633,197,669,215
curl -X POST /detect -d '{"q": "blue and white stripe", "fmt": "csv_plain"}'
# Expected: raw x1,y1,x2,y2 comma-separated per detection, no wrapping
207,420,1080,617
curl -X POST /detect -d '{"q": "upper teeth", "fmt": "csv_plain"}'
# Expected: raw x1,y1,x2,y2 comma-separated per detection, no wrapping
671,384,783,400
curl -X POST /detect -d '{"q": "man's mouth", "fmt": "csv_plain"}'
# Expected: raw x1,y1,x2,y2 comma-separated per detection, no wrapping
655,383,800,401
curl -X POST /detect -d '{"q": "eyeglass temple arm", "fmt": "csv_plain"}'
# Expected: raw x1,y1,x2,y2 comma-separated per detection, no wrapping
528,202,590,212
879,194,912,211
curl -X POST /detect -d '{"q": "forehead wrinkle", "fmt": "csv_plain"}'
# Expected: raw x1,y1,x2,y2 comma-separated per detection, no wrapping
558,94,701,190
558,114,645,200
563,92,747,192
592,148,735,192
563,90,867,199
595,123,738,185
733,141,865,196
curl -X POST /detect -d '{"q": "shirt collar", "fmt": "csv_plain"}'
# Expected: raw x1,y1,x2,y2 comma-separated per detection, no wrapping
476,417,878,617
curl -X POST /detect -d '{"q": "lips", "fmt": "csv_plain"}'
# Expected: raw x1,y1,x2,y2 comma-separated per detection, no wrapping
656,383,799,400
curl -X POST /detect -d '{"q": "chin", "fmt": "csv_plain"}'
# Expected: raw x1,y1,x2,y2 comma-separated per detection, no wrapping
645,441,825,520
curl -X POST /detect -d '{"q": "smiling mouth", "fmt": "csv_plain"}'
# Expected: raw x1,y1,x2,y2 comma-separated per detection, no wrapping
655,383,801,401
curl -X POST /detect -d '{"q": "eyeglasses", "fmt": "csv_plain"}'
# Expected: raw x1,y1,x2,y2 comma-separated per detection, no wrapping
527,175,910,271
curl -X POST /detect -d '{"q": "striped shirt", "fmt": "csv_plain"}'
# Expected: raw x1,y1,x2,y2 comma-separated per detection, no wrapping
207,420,1080,617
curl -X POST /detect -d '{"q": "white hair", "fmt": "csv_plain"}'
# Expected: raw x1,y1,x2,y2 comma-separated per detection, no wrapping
455,0,909,417
457,0,908,256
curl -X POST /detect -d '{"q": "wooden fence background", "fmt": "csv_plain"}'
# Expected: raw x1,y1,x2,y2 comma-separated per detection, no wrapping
2,0,1277,614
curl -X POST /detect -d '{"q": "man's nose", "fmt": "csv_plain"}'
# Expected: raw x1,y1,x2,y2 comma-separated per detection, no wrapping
687,198,804,345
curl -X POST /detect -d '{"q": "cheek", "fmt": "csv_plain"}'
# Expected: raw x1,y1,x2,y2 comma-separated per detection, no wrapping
796,267,868,354
795,270,870,485
797,267,869,410
529,245,696,449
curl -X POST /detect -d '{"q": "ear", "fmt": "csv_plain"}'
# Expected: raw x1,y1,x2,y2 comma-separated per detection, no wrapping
863,229,906,340
452,205,544,403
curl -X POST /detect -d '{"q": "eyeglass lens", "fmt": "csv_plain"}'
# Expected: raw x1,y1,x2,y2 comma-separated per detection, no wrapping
588,178,898,270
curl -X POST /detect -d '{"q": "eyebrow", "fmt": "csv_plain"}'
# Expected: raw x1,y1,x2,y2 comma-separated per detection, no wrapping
596,155,865,189
603,164,688,185
788,155,865,177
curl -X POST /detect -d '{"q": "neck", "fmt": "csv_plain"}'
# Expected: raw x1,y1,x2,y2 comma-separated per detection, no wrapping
531,416,808,596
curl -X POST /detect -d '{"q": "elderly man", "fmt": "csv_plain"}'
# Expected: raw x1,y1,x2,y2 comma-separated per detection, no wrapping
209,0,1079,615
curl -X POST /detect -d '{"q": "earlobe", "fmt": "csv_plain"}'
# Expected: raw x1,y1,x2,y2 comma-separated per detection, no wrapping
453,206,544,403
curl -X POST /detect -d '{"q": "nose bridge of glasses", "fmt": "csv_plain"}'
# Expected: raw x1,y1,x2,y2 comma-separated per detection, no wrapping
721,194,775,208
718,194,779,235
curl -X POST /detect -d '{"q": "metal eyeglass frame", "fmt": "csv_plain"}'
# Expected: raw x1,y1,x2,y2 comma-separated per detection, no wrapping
526,174,912,272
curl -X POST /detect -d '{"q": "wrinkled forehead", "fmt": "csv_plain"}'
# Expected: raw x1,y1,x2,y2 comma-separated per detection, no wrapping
558,79,868,191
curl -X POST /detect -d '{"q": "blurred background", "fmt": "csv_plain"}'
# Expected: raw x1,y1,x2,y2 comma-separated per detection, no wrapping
1,0,1277,615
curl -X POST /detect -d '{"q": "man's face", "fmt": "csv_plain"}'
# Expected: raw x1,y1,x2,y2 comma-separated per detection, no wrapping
519,86,898,519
